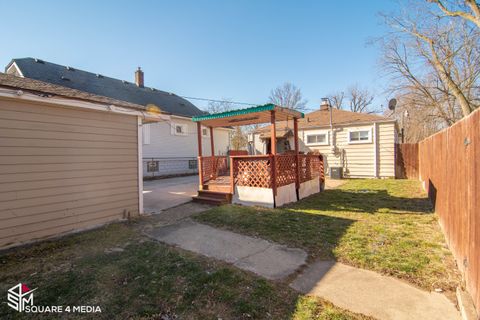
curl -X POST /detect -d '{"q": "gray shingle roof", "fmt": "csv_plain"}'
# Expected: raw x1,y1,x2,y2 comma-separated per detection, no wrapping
0,72,148,111
6,58,204,118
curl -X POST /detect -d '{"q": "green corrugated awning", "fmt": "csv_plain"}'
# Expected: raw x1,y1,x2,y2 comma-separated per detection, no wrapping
192,104,304,127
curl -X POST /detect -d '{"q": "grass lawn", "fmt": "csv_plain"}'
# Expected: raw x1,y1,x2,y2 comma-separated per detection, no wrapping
194,179,460,293
0,222,370,319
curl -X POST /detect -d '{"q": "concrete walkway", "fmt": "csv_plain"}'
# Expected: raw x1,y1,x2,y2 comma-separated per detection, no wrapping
291,260,460,320
144,219,307,280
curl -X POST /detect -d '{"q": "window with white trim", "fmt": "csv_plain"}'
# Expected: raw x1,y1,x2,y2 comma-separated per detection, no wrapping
172,123,187,136
202,127,209,137
348,129,371,143
305,132,328,145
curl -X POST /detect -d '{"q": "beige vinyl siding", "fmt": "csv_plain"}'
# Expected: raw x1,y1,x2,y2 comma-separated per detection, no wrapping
295,125,375,177
257,121,396,178
378,122,396,177
0,99,139,249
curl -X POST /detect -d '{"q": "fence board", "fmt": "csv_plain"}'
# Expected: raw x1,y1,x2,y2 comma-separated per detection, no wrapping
418,108,480,313
395,143,418,179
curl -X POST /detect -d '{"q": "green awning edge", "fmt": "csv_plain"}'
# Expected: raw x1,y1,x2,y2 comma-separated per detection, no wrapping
192,103,304,122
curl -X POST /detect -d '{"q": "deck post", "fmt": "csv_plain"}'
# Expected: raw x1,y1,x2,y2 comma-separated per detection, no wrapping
294,117,300,194
270,110,277,197
209,126,216,179
210,127,215,156
270,110,276,155
230,157,234,194
197,122,203,190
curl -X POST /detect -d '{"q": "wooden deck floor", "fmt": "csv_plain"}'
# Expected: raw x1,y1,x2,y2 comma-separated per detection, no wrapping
204,175,231,193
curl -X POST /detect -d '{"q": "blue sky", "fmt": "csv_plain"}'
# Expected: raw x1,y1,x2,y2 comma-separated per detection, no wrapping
0,0,399,111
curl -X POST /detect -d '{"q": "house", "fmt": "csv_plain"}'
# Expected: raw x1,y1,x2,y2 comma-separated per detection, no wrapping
0,73,166,249
5,58,232,178
251,100,398,178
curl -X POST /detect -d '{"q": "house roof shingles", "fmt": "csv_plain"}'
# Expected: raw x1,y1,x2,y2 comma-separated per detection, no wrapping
6,58,204,118
0,72,149,110
256,107,395,134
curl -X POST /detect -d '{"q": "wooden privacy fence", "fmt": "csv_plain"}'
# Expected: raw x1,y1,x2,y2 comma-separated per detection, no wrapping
418,108,479,313
395,143,419,179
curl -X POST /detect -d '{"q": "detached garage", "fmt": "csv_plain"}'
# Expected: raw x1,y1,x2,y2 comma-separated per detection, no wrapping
0,73,166,249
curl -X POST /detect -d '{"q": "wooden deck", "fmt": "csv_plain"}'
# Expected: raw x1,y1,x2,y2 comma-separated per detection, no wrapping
203,175,231,193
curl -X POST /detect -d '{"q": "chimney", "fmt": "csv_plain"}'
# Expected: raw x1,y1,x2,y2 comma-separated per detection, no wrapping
135,67,144,87
320,98,330,111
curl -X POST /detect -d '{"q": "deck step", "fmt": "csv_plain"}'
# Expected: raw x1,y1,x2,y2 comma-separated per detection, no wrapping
198,190,231,200
192,190,232,205
192,195,229,205
203,184,231,193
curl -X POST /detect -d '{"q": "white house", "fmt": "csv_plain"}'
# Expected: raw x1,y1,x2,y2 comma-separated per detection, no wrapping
5,58,232,178
251,101,398,178
141,117,231,177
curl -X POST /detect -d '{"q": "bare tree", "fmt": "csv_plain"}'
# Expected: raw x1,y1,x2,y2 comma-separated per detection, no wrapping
327,91,345,109
205,99,234,114
269,82,307,111
383,1,479,117
230,126,248,150
347,85,376,113
428,0,480,28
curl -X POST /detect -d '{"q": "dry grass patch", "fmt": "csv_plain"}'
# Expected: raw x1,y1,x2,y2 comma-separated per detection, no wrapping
0,222,367,319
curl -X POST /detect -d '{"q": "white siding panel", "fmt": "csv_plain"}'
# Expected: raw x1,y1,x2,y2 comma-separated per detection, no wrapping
378,122,396,177
142,117,231,158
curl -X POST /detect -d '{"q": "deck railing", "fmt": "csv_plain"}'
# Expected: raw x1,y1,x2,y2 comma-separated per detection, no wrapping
198,156,228,184
228,154,324,194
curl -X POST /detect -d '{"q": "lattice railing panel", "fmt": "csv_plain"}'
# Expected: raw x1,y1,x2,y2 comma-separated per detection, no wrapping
233,157,272,188
216,156,228,176
200,156,228,183
299,154,323,183
275,154,297,187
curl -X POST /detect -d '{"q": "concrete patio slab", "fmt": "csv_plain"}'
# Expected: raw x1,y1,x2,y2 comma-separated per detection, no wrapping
143,175,198,213
145,219,307,280
290,260,461,320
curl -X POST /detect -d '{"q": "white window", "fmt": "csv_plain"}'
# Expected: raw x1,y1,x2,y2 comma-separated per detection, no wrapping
171,123,187,136
305,132,329,146
142,124,151,145
348,129,371,144
202,127,210,137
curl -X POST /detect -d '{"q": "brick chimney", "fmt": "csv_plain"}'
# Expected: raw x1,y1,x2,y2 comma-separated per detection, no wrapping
320,98,330,110
135,67,144,87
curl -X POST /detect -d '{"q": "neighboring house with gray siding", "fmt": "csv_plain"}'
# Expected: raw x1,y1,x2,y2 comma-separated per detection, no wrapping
251,101,398,178
6,58,231,178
